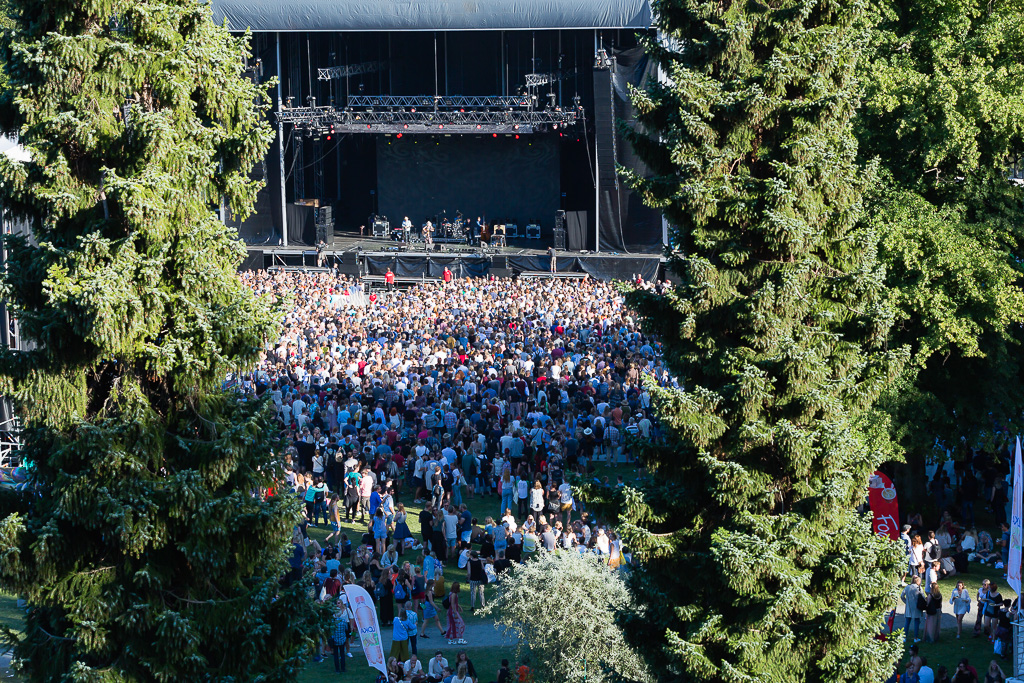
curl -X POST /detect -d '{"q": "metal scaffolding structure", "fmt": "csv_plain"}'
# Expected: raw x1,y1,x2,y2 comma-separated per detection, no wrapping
346,94,532,110
525,69,576,88
278,104,581,135
317,61,388,81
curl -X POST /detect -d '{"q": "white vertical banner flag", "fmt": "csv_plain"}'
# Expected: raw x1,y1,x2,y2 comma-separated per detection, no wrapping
1008,437,1023,598
344,583,388,678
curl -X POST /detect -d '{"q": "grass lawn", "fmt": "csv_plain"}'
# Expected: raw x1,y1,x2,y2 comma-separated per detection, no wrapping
297,646,521,683
897,564,1018,679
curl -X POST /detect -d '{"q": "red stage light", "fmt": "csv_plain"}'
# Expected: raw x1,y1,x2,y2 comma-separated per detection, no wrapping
492,133,497,138
515,134,519,139
326,135,332,140
439,124,444,129
366,124,371,129
404,124,409,129
476,124,482,129
396,133,402,139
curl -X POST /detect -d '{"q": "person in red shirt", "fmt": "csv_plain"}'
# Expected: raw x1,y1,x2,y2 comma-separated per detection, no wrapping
516,658,532,682
443,266,453,284
323,568,342,597
384,268,395,290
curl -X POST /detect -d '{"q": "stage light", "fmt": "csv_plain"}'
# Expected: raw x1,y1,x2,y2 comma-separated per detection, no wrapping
366,124,371,129
459,108,464,113
396,133,403,139
514,124,519,130
492,133,497,138
411,107,416,112
326,134,332,140
404,124,409,129
439,124,444,129
476,124,481,129
515,134,519,139
552,124,558,130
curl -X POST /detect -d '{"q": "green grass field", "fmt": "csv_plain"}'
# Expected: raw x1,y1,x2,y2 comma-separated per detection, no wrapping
297,646,521,683
897,566,1018,679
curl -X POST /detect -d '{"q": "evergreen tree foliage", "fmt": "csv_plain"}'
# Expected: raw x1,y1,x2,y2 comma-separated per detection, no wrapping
583,0,908,679
0,1,322,680
857,0,1024,466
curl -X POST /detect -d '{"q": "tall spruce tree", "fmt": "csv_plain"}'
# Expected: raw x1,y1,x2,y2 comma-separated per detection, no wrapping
0,1,322,680
583,0,908,679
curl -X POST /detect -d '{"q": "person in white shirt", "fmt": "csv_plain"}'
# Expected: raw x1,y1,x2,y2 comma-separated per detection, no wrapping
426,652,449,682
403,654,424,680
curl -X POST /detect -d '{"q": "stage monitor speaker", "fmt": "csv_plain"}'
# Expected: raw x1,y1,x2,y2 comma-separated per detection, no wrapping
319,205,333,225
316,223,330,246
553,228,566,250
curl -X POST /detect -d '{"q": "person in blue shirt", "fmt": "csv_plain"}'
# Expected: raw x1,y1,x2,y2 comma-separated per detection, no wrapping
329,598,349,673
403,600,419,655
390,606,411,662
373,507,388,554
369,487,383,517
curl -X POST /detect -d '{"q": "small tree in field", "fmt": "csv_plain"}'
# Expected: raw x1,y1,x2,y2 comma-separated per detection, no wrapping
482,551,651,683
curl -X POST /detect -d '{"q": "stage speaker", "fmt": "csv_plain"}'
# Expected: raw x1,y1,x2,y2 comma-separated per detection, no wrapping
316,223,330,246
553,229,566,250
491,268,514,278
371,214,389,238
319,205,333,225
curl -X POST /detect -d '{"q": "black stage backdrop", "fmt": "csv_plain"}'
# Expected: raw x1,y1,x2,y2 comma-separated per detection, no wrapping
596,45,664,254
377,136,560,234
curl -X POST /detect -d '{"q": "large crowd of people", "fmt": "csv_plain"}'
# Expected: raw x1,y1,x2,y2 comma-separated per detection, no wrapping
237,269,674,681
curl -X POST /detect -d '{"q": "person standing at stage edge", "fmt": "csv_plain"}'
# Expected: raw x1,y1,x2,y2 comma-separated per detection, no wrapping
548,246,557,274
443,267,453,285
385,268,395,291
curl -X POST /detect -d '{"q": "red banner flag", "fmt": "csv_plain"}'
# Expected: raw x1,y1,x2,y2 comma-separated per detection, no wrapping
868,471,900,541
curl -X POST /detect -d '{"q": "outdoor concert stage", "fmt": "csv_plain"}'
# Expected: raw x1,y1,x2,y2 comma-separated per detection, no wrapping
242,232,663,282
213,0,665,262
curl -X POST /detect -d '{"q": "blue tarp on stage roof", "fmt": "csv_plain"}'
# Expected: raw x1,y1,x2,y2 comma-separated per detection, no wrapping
212,0,652,32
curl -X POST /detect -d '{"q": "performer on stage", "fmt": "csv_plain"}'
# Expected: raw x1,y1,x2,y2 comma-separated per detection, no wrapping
422,220,434,250
475,216,483,242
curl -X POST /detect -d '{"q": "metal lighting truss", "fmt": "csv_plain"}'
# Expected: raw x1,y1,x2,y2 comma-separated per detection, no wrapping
346,95,532,110
277,101,582,135
317,61,388,81
524,69,576,88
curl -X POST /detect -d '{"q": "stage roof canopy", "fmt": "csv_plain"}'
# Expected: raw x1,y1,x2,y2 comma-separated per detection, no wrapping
212,0,652,32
